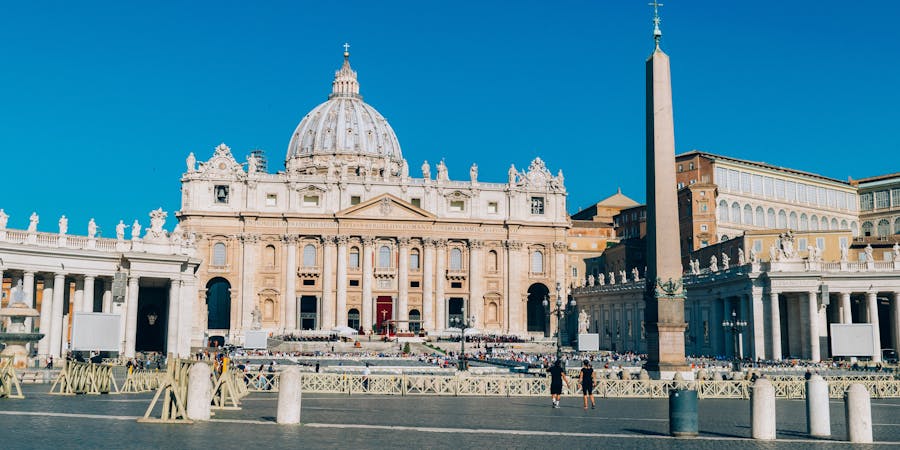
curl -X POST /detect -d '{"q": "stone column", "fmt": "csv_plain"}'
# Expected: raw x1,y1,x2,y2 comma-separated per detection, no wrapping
435,239,447,330
468,239,483,329
83,275,95,313
284,235,297,330
72,277,84,317
769,291,782,360
422,238,435,331
102,283,112,313
335,236,348,328
124,275,140,358
167,278,181,356
321,236,337,330
362,237,375,332
841,292,852,324
179,276,195,357
750,290,765,360
506,240,523,334
240,234,259,330
398,237,410,331
893,292,900,355
23,271,35,331
866,291,881,362
37,276,55,357
49,273,67,358
807,290,821,362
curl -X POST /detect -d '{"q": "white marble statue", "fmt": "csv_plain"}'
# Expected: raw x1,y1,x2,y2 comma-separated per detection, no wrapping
607,272,615,285
737,248,745,265
631,267,640,281
58,215,68,235
577,309,590,335
769,244,779,262
247,154,258,174
840,245,849,262
470,163,478,183
597,273,605,285
327,159,336,178
864,244,874,261
131,220,141,240
421,160,430,180
750,248,759,264
709,255,718,272
619,270,627,284
116,220,126,241
186,152,196,173
436,159,448,181
721,253,730,270
27,212,39,232
893,242,900,259
400,159,409,179
587,274,595,287
508,164,517,184
170,224,184,244
87,218,97,238
0,208,7,229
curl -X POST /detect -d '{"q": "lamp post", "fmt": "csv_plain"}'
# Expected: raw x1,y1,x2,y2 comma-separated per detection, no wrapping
450,307,475,371
721,310,747,372
543,282,577,362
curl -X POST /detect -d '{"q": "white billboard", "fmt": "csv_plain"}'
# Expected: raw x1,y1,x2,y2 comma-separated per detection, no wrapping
72,312,122,352
830,323,877,357
578,333,600,352
244,330,269,349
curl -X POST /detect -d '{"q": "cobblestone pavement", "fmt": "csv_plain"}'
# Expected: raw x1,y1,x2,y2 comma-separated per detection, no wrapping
2,385,899,449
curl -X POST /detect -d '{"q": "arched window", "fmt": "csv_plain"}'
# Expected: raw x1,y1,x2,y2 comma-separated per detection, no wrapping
766,208,776,228
894,218,900,235
302,244,316,267
820,216,829,230
810,215,819,231
777,210,787,228
789,212,798,229
862,221,873,237
265,245,276,267
449,248,462,270
731,203,741,224
349,247,360,268
755,206,765,226
840,219,848,231
409,248,420,270
851,221,859,237
348,308,360,330
378,245,391,268
877,219,891,236
743,205,753,225
531,250,544,273
831,218,838,230
718,201,729,222
212,242,226,266
799,214,809,231
487,250,499,272
408,309,421,332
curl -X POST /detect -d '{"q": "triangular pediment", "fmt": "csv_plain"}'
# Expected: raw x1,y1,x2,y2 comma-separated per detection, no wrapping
336,194,435,220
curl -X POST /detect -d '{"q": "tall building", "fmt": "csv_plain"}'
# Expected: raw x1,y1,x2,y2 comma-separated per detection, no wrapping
178,51,569,344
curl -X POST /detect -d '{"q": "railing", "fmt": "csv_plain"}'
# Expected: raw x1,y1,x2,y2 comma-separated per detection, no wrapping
0,227,195,257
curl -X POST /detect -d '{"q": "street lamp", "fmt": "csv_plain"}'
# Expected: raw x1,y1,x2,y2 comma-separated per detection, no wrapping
450,307,475,371
543,282,577,362
721,310,748,372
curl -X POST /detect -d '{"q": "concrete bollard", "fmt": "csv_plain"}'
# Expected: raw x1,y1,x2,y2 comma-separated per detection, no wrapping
277,367,302,425
844,383,872,443
806,375,830,437
186,362,212,421
751,378,776,440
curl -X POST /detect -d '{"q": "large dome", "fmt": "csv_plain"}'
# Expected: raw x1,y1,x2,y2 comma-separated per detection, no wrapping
286,52,402,162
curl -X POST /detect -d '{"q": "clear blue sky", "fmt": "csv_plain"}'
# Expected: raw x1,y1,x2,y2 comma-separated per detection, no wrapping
1,1,897,236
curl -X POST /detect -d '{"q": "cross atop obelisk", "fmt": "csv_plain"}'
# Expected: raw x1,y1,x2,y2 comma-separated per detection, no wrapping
642,3,688,380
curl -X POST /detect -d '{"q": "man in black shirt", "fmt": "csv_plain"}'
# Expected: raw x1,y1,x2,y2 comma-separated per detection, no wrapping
547,360,569,408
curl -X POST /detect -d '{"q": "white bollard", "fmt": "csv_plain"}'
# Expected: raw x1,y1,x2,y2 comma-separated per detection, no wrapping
844,383,873,443
751,378,776,440
806,374,830,437
186,362,212,421
277,367,302,425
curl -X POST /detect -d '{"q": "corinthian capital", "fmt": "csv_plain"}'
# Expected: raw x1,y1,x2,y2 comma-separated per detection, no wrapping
553,241,567,252
468,239,483,249
398,237,411,247
322,235,337,246
505,240,523,251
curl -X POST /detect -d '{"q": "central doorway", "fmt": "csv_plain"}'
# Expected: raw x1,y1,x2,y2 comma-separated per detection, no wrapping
299,296,317,330
376,296,393,334
527,283,549,336
448,297,464,328
136,286,167,352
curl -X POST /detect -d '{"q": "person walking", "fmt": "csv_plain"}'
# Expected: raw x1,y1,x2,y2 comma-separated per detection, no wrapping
578,360,596,410
547,360,568,408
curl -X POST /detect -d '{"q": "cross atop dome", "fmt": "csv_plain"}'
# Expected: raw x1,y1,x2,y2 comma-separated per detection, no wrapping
330,43,361,99
343,42,350,58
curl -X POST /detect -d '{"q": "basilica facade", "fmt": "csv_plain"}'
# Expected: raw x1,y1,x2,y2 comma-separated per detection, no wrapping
178,52,569,345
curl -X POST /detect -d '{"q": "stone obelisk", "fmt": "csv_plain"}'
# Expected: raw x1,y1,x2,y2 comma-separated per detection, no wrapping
643,3,689,380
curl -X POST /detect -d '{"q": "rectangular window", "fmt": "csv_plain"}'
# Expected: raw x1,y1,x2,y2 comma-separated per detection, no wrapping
785,181,796,202
816,237,825,250
752,174,764,195
775,179,785,199
875,190,890,209
689,162,695,170
728,170,740,192
892,188,900,207
530,197,545,215
303,195,320,207
797,184,806,203
350,196,361,205
753,239,763,253
798,238,807,251
699,202,708,212
410,252,420,269
349,252,359,268
410,198,421,208
827,189,836,208
860,193,873,211
571,267,578,278
700,224,708,231
349,279,360,287
700,240,709,247
449,200,465,212
715,167,728,190
677,182,684,189
450,282,462,289
678,164,683,172
265,193,277,207
848,192,858,211
817,187,826,206
764,177,774,197
302,279,315,286
214,185,230,204
740,173,751,193
410,281,420,288
837,190,847,209
487,201,498,214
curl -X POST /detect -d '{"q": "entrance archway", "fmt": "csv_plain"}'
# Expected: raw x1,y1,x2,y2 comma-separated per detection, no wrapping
409,309,421,332
527,283,549,336
136,286,167,352
448,297,464,328
206,278,231,330
299,296,317,330
348,308,360,331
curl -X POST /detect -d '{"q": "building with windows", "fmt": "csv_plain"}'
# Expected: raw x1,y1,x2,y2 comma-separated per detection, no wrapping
566,189,637,289
177,52,569,345
853,173,900,244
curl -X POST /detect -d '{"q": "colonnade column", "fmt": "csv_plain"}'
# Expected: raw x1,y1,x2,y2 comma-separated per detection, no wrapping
22,271,35,330
322,236,336,330
73,278,84,316
335,236,348,328
422,238,435,331
49,273,67,358
892,292,900,355
167,278,181,356
179,276,195,357
37,276,55,357
867,291,881,362
506,240,523,334
769,291,782,360
468,239,483,329
83,275,95,313
240,233,259,330
807,290,821,362
362,237,375,332
750,290,765,359
102,281,112,313
398,237,410,331
434,239,447,330
124,276,139,358
284,235,297,330
841,292,852,324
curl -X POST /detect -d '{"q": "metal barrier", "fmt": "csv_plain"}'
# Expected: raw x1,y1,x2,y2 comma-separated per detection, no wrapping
48,360,118,395
0,356,24,399
138,358,192,423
